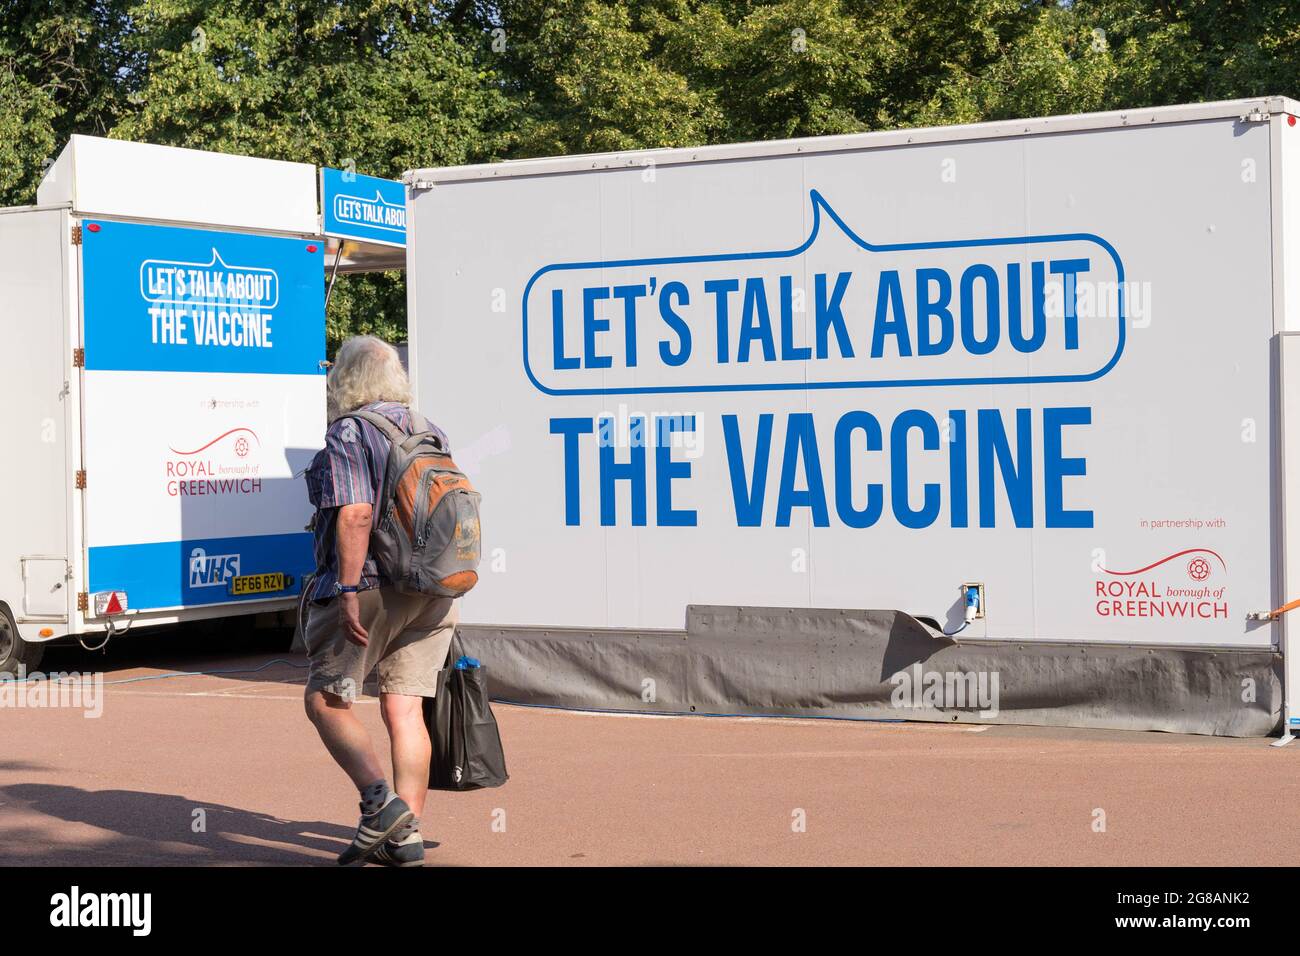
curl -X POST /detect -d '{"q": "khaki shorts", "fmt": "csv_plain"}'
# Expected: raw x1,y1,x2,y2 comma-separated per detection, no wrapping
304,587,458,700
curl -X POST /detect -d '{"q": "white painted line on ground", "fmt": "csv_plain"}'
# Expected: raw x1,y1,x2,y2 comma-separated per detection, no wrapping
514,706,981,732
107,689,377,704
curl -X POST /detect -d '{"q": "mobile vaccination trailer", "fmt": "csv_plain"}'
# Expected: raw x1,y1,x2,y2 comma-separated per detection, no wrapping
407,96,1300,739
0,136,327,674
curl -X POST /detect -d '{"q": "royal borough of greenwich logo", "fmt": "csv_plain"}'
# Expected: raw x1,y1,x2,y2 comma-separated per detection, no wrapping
1094,548,1228,620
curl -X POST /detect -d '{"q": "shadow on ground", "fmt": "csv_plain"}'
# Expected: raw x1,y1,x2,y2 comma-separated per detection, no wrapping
0,783,371,866
38,620,303,688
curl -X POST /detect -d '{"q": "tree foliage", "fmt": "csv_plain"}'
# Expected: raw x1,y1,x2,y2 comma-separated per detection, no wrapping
1,0,1296,347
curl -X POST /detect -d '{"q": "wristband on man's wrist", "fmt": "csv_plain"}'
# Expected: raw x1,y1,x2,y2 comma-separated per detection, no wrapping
332,581,361,595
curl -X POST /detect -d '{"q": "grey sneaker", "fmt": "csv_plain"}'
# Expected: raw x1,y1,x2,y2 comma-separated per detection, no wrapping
336,795,414,866
370,831,426,867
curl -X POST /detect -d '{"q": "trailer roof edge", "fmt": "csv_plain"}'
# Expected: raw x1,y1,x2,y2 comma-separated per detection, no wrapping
405,96,1299,185
0,202,72,216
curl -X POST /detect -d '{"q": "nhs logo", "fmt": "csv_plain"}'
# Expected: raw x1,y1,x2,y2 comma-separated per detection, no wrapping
189,547,241,588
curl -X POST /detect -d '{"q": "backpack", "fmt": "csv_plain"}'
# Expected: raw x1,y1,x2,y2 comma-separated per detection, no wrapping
343,408,482,598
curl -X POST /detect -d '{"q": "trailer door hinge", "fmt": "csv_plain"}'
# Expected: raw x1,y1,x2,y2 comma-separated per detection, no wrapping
77,592,88,613
410,179,435,192
70,224,82,245
1241,109,1272,124
72,347,84,367
75,469,86,489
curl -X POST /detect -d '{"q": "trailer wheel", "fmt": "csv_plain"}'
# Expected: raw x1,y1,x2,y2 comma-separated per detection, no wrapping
0,606,43,675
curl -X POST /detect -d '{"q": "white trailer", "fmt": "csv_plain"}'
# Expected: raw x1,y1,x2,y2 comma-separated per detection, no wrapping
0,136,327,673
405,97,1300,737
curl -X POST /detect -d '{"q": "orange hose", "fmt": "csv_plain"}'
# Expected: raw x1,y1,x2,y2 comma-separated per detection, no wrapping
1264,597,1300,619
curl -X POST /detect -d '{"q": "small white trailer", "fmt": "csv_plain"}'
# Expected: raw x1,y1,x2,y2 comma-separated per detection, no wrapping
405,96,1300,737
0,136,328,673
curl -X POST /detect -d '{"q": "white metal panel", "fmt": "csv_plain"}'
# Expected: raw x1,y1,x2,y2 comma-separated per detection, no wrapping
1279,111,1300,333
410,111,1278,648
1020,119,1273,645
1278,108,1300,735
37,135,318,235
21,558,68,617
66,207,88,636
38,145,75,206
0,208,73,637
82,371,322,546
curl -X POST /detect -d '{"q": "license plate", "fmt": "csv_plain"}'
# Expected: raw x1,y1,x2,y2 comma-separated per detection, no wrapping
228,572,291,596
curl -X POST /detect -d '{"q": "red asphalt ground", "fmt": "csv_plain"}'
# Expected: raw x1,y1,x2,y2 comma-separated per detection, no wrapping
2,629,1298,867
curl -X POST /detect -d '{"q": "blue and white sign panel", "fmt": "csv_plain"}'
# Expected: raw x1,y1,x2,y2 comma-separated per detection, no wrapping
80,220,325,610
320,167,407,247
82,220,324,375
409,117,1277,647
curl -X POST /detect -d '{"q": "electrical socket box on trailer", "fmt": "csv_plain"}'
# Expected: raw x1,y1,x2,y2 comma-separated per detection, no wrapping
0,135,326,672
406,97,1300,736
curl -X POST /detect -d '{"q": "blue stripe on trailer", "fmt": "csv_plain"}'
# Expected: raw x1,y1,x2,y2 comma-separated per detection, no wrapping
89,532,314,610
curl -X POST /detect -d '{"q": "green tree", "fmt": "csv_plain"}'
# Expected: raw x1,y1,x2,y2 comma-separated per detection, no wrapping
1078,0,1300,106
0,0,140,205
0,64,57,204
914,0,1300,123
913,3,1120,122
466,0,719,155
115,0,508,172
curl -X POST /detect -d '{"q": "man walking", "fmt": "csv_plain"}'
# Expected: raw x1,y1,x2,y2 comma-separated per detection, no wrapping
302,335,457,867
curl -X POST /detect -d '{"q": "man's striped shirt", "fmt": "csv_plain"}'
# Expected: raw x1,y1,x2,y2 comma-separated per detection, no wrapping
304,401,451,603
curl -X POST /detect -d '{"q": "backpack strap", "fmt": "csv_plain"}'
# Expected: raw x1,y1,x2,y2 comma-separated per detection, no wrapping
348,407,446,453
341,407,446,526
346,407,405,444
410,410,447,452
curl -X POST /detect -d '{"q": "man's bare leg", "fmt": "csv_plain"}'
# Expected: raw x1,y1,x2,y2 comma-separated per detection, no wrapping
304,688,385,790
307,687,416,865
380,692,431,818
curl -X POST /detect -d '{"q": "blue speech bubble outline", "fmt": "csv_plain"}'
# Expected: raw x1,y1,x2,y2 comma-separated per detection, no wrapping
520,189,1126,396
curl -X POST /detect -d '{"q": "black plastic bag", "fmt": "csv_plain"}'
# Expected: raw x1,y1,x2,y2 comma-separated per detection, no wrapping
424,639,509,791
